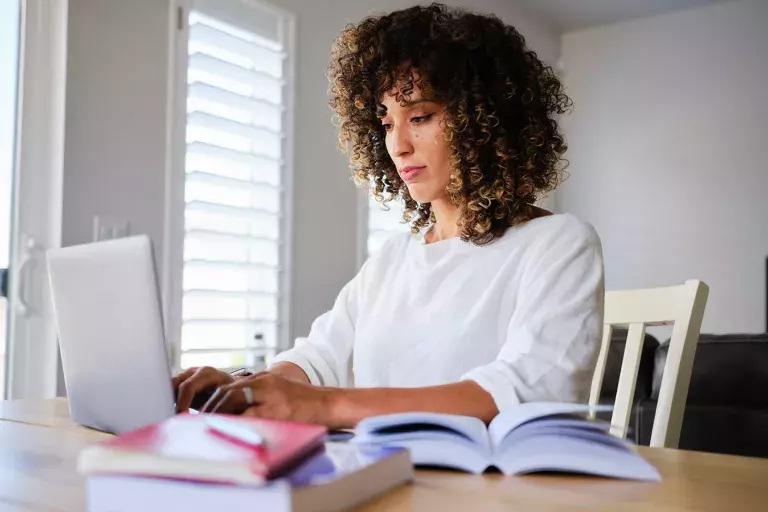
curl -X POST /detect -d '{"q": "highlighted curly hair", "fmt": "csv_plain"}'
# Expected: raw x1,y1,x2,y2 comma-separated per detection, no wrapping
328,3,572,245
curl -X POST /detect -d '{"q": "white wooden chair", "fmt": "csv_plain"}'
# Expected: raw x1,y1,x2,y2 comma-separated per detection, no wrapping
589,279,709,449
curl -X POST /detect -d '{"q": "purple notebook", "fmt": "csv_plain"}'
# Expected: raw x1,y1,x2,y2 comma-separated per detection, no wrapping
285,442,405,486
85,442,413,512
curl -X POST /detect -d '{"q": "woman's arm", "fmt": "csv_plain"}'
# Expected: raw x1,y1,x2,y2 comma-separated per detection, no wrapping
266,250,381,387
328,380,499,425
214,372,498,429
460,217,605,411
268,361,311,383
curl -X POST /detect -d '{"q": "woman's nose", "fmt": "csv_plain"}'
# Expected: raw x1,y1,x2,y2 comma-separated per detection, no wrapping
390,126,414,158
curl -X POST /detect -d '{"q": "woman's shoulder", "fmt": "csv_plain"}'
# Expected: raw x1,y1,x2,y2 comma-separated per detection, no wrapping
500,213,601,251
527,212,597,237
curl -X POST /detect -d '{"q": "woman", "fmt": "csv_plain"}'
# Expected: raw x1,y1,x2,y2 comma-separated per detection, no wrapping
173,3,604,428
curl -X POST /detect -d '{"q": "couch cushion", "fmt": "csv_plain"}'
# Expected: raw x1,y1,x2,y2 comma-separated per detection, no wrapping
636,400,768,458
599,328,659,402
652,333,768,407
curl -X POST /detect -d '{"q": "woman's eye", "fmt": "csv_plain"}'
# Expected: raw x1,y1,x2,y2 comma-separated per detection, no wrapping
381,113,433,131
412,114,434,125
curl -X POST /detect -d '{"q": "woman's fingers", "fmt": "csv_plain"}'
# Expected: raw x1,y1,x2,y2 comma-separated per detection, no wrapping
171,367,197,392
241,405,265,418
198,378,260,414
214,373,325,424
219,373,266,393
175,368,212,412
215,375,269,408
174,367,232,413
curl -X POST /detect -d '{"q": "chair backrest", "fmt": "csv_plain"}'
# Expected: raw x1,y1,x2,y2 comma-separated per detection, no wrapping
589,279,709,449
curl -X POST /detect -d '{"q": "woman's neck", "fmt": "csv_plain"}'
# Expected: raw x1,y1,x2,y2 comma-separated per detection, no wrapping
425,197,461,243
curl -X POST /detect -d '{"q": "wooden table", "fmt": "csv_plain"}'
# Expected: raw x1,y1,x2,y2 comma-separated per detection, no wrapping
1,399,767,511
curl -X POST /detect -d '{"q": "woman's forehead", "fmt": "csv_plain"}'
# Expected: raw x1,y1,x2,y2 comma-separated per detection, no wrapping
377,93,439,119
380,85,424,105
377,66,423,101
379,84,442,112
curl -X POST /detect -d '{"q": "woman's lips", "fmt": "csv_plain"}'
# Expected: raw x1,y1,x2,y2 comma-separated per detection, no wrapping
401,166,425,182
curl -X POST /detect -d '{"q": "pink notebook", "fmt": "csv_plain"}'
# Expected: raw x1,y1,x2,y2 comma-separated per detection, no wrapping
78,414,328,485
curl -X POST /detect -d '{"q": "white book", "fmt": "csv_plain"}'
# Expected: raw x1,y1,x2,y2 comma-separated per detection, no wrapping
85,442,412,512
354,402,661,481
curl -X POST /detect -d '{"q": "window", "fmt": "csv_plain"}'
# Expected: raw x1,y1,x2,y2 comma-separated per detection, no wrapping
366,194,411,256
0,0,20,398
171,0,294,371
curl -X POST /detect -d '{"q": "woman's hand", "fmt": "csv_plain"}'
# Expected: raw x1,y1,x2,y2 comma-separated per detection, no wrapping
215,372,339,427
172,366,237,413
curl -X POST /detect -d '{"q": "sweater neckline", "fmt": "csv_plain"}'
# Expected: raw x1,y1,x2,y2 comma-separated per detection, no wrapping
410,215,555,264
412,229,474,265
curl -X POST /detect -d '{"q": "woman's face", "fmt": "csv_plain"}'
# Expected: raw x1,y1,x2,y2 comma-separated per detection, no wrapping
379,84,452,204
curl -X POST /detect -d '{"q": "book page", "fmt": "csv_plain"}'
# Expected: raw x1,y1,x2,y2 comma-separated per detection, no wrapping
496,420,617,453
487,402,611,447
494,434,661,481
355,412,490,451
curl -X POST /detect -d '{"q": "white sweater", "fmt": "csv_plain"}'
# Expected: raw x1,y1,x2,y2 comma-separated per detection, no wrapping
270,214,604,412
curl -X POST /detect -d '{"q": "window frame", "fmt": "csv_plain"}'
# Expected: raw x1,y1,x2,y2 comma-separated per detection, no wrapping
164,0,296,373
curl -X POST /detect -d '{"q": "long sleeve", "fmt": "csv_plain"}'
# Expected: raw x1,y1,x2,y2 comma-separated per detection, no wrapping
268,261,370,388
460,219,605,412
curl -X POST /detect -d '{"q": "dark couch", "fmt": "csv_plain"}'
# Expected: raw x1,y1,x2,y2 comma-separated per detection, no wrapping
599,331,768,458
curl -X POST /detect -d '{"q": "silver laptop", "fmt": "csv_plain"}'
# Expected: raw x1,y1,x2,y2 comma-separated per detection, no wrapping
47,235,175,434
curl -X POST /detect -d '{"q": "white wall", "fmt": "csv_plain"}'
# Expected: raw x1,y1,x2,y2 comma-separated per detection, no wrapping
559,0,768,333
62,0,171,264
59,0,560,354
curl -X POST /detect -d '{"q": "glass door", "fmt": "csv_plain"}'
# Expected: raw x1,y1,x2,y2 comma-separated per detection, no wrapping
0,0,22,398
4,0,67,399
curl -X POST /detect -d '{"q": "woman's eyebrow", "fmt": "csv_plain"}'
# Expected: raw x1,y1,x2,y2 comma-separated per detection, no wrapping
376,98,434,118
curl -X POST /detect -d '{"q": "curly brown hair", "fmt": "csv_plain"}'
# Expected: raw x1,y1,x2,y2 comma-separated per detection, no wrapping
328,3,572,245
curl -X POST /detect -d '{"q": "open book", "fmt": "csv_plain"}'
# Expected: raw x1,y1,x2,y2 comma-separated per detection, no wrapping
353,402,661,481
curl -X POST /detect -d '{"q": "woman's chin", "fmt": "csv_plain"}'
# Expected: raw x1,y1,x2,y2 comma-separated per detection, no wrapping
406,183,440,204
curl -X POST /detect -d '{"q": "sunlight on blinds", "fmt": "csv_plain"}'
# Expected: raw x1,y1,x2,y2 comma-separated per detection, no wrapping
181,9,288,370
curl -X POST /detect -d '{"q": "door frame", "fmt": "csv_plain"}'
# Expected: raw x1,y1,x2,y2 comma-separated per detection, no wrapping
5,0,68,399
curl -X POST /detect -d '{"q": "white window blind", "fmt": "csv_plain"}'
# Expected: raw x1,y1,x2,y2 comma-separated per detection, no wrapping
180,6,291,371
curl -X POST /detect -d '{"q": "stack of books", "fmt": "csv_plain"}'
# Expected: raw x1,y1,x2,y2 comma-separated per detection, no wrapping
78,414,412,512
79,402,661,511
